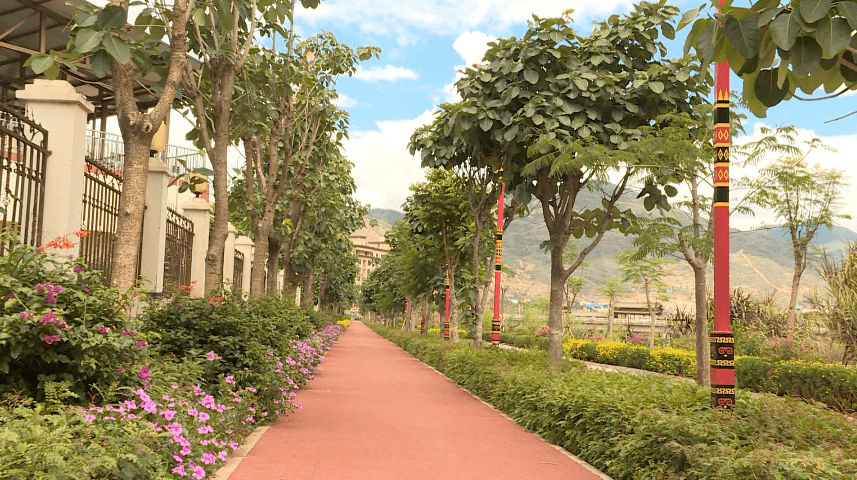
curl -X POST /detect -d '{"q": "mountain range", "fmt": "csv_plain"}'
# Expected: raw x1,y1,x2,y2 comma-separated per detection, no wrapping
365,199,856,308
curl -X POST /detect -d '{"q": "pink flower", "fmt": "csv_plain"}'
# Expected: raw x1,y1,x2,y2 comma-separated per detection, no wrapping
97,325,107,333
229,441,239,450
225,376,234,384
197,412,210,422
181,446,191,455
43,334,61,345
206,350,221,361
172,464,187,477
39,312,56,324
136,340,148,349
247,387,257,393
201,453,217,464
85,414,96,422
82,284,89,293
19,310,33,320
198,425,213,434
173,453,184,463
167,423,183,435
141,399,157,413
192,465,205,479
161,410,177,420
218,451,228,461
187,408,198,417
117,365,125,374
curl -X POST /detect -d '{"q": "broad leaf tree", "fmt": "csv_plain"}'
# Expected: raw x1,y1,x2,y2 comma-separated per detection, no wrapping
30,0,193,290
403,169,473,342
445,2,709,362
682,0,857,117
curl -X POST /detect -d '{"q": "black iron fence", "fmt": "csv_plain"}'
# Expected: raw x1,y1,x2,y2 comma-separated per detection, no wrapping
233,249,244,292
164,206,194,288
0,102,48,252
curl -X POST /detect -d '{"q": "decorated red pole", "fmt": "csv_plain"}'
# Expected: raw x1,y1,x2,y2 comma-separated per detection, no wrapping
492,168,505,346
711,9,735,411
444,269,451,340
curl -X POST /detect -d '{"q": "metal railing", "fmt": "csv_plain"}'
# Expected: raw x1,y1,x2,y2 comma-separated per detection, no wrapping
164,206,194,288
233,249,244,292
85,129,208,177
0,102,48,252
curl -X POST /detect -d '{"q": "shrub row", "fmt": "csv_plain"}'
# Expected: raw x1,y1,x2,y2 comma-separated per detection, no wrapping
489,331,857,414
375,323,857,480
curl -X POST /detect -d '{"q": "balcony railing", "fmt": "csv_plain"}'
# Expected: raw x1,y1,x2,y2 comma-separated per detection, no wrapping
85,129,208,177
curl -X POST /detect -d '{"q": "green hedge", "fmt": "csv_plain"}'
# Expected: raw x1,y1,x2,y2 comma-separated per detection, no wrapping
560,337,857,414
375,323,857,480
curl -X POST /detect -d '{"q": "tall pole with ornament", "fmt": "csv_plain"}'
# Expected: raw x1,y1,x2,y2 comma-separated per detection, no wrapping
444,268,451,340
492,168,505,346
711,3,735,411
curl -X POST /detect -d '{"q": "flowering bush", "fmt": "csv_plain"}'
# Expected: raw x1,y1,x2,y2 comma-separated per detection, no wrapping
534,325,549,337
336,319,351,329
623,332,648,346
758,337,825,363
0,232,149,401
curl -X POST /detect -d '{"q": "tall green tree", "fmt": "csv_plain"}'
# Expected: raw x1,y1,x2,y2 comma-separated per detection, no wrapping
600,278,625,340
403,169,473,342
619,248,671,348
31,0,193,290
453,2,708,362
748,156,850,337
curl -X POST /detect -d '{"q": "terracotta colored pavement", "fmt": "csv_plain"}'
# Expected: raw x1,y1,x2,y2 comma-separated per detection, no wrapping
226,321,607,480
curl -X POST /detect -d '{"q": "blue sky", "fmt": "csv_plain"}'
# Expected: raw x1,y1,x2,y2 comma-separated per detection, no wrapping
285,0,857,234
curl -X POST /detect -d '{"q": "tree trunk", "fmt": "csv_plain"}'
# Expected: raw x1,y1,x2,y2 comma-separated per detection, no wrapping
249,220,273,299
266,235,282,294
548,244,567,363
787,254,803,338
645,281,656,349
203,67,237,294
111,139,150,290
606,303,615,340
693,265,711,386
316,276,330,309
302,267,315,308
449,268,459,342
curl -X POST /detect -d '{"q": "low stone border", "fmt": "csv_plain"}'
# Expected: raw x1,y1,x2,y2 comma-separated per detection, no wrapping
211,426,269,480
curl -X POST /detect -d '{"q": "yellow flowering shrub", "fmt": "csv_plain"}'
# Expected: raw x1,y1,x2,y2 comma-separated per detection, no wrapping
646,346,696,377
336,319,351,329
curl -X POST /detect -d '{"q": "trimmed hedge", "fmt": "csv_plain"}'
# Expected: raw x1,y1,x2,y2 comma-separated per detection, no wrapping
511,335,857,414
376,323,857,480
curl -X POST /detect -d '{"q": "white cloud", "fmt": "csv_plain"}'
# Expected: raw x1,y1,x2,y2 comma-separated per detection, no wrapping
345,111,436,210
353,65,419,82
335,94,358,108
452,31,496,67
298,0,636,37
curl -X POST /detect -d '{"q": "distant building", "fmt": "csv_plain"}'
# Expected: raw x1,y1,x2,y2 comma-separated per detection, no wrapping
349,232,390,285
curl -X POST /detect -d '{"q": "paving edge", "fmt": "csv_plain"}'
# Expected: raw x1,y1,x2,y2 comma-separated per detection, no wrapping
373,334,615,480
211,425,269,480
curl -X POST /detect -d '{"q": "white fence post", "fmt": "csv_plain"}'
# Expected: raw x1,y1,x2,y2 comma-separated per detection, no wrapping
222,223,236,289
17,80,93,255
234,236,253,297
181,196,210,298
139,157,170,293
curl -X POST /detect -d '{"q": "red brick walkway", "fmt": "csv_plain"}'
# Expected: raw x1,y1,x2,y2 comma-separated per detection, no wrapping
225,321,607,480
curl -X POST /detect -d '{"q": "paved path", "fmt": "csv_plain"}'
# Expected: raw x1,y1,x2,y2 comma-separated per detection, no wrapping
225,321,608,480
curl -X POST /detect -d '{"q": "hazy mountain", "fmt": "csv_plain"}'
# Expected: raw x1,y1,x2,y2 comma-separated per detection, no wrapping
364,198,854,307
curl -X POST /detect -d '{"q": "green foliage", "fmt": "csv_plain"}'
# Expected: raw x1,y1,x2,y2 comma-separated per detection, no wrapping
0,233,148,402
141,295,321,397
0,396,172,480
737,357,857,412
683,0,857,116
810,242,857,365
370,323,857,480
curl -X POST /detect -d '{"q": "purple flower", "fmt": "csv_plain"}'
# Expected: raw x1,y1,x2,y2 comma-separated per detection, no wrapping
19,310,33,320
44,291,57,304
97,325,107,333
39,312,56,325
72,264,83,273
35,283,45,291
82,284,90,293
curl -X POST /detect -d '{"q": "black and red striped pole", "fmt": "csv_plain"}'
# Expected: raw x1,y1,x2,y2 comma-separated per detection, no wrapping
444,269,451,340
711,18,735,410
492,168,505,346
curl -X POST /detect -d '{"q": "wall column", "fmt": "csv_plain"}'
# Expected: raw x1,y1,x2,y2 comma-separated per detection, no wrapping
222,223,237,289
234,236,253,297
17,79,94,255
180,196,211,298
139,157,170,293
